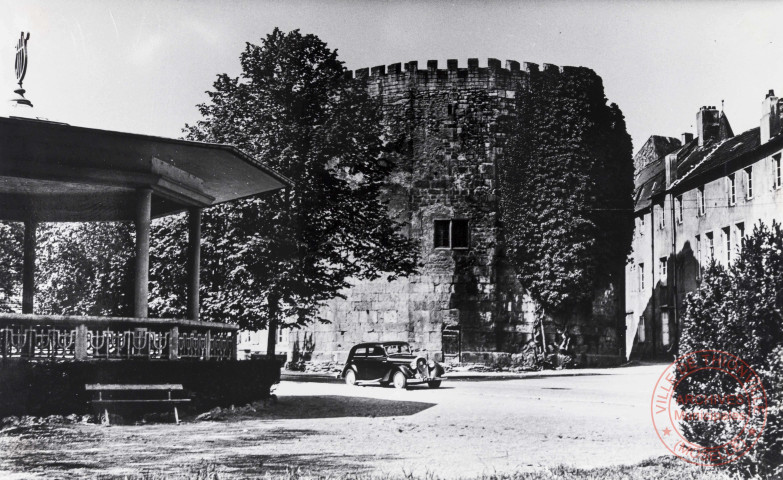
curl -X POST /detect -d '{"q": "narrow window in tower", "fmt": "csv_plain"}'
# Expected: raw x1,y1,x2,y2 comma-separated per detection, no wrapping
736,222,745,254
695,234,702,278
658,202,665,229
434,220,450,248
706,232,714,260
774,154,782,189
434,219,470,250
728,173,736,206
745,167,753,199
450,219,470,249
659,257,667,278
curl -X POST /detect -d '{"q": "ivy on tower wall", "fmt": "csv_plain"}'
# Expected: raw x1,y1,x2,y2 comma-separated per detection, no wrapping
499,66,634,316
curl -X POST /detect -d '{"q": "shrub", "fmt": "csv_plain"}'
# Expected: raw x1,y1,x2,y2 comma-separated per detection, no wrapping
679,222,783,477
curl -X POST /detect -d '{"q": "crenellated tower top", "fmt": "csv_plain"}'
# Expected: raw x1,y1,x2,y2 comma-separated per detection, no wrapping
344,58,583,86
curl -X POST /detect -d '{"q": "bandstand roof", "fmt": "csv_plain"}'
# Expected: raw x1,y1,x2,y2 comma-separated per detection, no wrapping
0,116,291,222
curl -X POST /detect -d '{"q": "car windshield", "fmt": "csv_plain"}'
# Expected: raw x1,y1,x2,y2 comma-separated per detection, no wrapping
384,344,411,355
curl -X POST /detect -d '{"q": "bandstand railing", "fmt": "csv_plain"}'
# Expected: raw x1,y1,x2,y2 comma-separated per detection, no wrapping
0,313,237,361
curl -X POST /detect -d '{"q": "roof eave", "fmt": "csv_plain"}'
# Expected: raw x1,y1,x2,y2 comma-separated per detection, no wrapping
669,133,783,195
220,144,294,189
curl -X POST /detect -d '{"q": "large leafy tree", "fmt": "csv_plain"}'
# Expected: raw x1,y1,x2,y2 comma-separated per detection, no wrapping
499,67,634,315
163,28,418,344
35,223,135,316
0,222,23,312
0,220,135,316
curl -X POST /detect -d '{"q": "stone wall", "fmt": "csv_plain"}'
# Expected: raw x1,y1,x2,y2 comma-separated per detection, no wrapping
291,59,623,367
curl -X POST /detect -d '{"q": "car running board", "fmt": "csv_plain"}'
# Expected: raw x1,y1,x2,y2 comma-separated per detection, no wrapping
356,377,385,384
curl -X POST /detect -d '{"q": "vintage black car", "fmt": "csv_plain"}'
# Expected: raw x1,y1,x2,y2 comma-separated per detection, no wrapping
341,341,445,389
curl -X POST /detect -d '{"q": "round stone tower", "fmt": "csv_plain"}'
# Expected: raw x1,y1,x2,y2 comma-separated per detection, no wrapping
292,59,624,368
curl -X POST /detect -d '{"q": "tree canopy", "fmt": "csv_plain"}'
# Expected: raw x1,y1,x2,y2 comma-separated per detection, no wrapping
36,223,134,316
498,67,634,315
0,222,22,312
160,28,419,333
0,30,418,338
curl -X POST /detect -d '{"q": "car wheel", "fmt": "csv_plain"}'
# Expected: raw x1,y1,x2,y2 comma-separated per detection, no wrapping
393,371,407,389
427,380,442,389
344,369,357,386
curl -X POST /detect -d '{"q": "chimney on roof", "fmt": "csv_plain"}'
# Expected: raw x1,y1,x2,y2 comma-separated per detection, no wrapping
681,132,694,144
665,152,678,187
761,89,782,144
697,106,720,147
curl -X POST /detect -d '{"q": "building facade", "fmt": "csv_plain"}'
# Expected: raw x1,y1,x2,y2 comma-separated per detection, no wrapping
626,91,783,359
286,58,625,367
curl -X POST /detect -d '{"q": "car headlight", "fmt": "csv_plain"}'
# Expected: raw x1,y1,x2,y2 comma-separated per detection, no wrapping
428,360,436,369
410,360,418,368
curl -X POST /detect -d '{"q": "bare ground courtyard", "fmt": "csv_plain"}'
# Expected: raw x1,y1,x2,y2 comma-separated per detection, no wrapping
0,364,689,479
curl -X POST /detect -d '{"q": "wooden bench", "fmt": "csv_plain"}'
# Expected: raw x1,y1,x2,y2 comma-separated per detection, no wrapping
85,383,190,425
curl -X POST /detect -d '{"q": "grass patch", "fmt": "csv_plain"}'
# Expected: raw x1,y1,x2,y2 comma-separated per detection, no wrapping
109,456,731,480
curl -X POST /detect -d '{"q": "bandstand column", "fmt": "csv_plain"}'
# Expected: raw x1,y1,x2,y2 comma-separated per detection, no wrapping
134,188,152,318
22,220,37,314
187,207,202,321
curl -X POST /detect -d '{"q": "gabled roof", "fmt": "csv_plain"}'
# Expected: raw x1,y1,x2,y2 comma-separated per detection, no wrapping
633,135,681,212
633,110,783,213
634,136,681,180
634,171,665,212
669,127,759,190
719,112,734,139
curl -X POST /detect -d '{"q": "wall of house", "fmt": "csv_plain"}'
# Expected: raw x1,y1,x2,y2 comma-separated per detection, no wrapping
236,328,288,360
675,150,783,282
626,198,677,359
626,120,783,360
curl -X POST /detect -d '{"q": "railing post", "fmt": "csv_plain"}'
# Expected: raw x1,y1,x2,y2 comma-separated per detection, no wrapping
169,326,179,360
205,330,211,360
232,331,238,360
75,324,88,360
24,327,35,358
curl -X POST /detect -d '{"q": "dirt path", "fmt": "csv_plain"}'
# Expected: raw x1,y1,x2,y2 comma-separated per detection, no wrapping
0,364,671,479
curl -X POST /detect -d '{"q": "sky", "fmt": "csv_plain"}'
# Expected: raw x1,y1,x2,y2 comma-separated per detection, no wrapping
2,0,783,153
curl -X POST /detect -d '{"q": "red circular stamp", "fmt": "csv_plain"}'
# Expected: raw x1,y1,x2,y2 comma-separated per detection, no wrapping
651,350,768,466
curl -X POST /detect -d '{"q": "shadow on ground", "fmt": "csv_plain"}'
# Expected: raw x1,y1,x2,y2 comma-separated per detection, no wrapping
1,425,349,478
220,452,397,477
268,395,437,419
281,371,614,384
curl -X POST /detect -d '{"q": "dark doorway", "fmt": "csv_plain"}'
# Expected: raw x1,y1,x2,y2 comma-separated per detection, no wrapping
442,326,461,362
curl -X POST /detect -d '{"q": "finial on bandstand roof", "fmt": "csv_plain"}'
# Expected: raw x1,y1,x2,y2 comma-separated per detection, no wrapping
11,31,33,108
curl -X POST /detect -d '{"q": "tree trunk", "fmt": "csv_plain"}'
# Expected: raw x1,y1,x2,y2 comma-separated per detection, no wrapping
266,294,279,358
